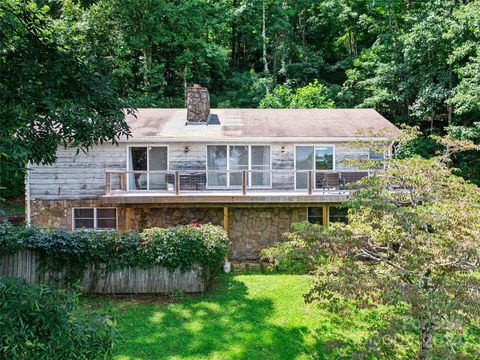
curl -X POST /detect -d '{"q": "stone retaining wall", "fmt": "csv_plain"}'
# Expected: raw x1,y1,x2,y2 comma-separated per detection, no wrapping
29,200,308,261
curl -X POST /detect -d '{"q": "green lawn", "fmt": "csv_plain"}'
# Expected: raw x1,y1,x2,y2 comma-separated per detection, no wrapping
82,274,379,360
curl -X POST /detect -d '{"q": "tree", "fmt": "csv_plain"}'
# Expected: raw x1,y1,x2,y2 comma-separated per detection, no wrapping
259,80,334,108
0,0,131,193
296,130,480,358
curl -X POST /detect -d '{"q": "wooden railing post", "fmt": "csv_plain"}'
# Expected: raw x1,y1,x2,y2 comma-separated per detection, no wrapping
105,172,111,195
307,170,313,195
175,171,180,195
242,170,247,195
120,172,126,191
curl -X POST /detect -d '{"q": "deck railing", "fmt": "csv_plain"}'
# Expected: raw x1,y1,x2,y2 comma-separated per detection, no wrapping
105,169,375,196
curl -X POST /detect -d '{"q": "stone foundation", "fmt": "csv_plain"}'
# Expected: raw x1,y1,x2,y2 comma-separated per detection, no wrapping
228,207,306,260
130,207,224,230
29,200,307,261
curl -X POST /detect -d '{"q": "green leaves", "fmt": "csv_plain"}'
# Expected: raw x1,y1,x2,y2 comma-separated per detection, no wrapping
0,223,229,284
286,133,480,357
259,80,335,108
0,277,115,360
0,0,131,183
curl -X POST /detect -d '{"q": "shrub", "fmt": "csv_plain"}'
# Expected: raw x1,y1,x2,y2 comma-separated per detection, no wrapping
0,277,114,360
260,240,312,273
0,222,228,284
260,222,327,274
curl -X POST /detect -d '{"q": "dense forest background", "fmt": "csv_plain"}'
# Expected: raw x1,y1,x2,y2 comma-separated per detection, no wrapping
2,0,480,198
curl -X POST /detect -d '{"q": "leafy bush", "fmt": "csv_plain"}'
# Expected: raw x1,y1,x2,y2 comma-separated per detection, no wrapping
260,240,312,274
260,222,328,274
0,277,114,360
0,223,228,284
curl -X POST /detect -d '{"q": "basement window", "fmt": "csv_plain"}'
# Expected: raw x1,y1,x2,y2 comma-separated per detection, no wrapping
307,207,324,225
73,208,117,231
329,206,348,224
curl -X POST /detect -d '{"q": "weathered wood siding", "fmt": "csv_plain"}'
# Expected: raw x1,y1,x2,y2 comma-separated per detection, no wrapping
272,143,295,190
28,141,369,200
335,144,369,170
0,250,206,293
169,143,206,170
29,144,126,200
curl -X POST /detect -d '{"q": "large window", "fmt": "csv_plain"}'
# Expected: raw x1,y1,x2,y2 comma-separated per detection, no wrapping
207,145,271,188
73,208,117,231
128,146,168,190
295,145,334,189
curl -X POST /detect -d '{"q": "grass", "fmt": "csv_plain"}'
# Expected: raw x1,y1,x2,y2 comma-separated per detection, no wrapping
82,274,382,360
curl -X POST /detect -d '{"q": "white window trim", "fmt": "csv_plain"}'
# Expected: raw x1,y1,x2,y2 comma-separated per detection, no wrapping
72,207,118,231
206,144,272,189
126,145,169,191
294,144,336,190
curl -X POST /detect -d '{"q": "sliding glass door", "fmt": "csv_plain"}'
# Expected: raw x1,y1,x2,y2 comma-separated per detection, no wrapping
295,145,334,189
207,145,271,188
207,145,227,187
229,145,249,187
251,145,271,187
128,146,168,190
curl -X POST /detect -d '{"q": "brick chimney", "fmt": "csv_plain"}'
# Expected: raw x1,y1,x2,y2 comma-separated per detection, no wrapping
186,84,210,123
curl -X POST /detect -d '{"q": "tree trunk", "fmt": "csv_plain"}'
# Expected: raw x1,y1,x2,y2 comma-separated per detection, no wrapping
231,0,239,69
419,321,434,359
447,63,453,125
262,0,268,74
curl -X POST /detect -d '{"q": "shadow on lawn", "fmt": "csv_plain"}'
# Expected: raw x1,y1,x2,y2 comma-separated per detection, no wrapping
113,276,311,359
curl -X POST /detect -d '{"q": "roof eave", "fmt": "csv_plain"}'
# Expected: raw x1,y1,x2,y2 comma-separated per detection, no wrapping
118,136,395,143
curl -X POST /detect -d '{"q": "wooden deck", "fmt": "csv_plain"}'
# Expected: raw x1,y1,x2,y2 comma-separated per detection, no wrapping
100,190,352,205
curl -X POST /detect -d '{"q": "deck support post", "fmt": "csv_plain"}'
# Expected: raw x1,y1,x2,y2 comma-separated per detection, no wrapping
125,207,132,231
323,206,328,227
175,171,180,195
223,207,229,234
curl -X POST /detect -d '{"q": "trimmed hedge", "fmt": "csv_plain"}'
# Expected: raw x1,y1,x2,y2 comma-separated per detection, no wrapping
0,277,114,360
0,223,228,284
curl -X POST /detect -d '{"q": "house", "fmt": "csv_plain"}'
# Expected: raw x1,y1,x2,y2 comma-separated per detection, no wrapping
26,85,398,268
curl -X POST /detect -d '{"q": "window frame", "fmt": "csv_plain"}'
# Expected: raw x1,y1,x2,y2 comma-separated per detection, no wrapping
307,206,325,225
294,144,336,190
328,206,349,224
72,207,118,231
206,144,272,189
126,145,169,191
